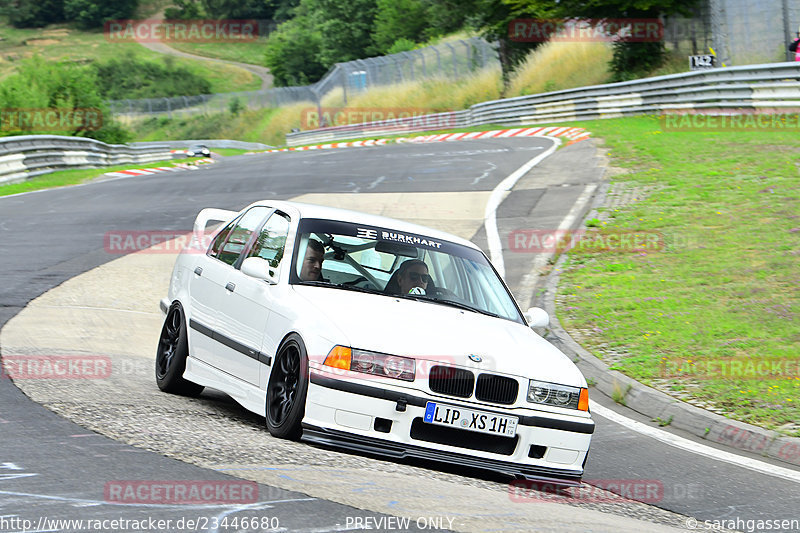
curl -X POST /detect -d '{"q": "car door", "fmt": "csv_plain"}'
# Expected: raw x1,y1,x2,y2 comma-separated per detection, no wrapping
216,211,291,385
186,212,241,367
189,206,271,374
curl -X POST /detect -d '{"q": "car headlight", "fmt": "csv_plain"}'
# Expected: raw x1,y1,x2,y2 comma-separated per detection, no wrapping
527,380,589,411
323,346,415,382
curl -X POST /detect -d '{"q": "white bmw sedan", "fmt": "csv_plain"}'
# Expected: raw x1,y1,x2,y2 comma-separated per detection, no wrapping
156,200,594,483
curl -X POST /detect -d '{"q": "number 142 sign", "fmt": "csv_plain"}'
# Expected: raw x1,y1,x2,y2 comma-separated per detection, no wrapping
689,54,716,70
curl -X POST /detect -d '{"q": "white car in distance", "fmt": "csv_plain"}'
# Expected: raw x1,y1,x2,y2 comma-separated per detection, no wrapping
156,200,594,483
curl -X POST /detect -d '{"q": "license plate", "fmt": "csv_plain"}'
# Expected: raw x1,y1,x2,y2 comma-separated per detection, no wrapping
424,402,518,437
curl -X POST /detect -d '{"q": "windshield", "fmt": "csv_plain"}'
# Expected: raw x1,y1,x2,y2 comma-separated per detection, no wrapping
290,218,524,324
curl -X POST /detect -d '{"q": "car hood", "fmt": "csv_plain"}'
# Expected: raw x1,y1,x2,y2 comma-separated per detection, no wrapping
292,286,586,387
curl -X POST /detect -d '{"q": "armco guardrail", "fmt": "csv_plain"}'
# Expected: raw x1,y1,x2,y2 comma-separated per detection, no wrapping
131,139,273,151
283,110,471,146
286,62,800,146
0,135,172,185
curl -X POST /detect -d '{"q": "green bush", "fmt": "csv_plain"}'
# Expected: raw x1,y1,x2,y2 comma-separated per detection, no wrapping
264,14,327,86
92,54,213,100
386,38,417,55
1,0,65,28
610,41,667,82
63,0,138,30
0,56,132,143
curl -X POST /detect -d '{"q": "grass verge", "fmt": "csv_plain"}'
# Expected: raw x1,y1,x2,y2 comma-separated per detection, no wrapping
0,22,259,92
0,159,189,196
168,40,269,67
553,116,799,435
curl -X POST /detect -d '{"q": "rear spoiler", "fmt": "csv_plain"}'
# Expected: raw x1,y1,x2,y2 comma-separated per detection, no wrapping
189,208,238,250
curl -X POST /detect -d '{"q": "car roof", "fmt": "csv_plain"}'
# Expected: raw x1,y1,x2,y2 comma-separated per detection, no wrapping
244,199,481,251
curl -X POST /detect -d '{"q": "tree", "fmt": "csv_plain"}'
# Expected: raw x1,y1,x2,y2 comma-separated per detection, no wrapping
63,0,139,30
263,0,378,86
305,0,379,65
504,0,701,79
0,57,131,143
459,0,551,91
371,0,428,54
1,0,65,28
263,13,327,86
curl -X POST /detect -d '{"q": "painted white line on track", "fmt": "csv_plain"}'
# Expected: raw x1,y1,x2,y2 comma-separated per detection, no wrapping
484,137,560,278
517,182,598,309
591,401,800,484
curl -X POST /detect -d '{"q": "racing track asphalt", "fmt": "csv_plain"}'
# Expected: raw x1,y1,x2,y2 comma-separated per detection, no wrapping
0,137,798,531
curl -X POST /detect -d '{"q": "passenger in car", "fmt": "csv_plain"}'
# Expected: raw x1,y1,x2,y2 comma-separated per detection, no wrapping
384,259,432,295
299,239,326,281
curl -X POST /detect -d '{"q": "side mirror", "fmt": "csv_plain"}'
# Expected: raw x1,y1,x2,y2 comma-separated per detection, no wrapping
524,307,550,328
241,257,278,285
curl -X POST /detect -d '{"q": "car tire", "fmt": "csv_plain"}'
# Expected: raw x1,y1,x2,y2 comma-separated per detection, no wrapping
155,303,204,396
265,334,308,440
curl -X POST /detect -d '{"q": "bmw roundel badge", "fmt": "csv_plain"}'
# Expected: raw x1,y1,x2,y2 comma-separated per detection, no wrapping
468,354,483,363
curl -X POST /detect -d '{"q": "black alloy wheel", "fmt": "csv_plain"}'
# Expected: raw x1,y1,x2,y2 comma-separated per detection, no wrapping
265,334,308,440
155,304,204,396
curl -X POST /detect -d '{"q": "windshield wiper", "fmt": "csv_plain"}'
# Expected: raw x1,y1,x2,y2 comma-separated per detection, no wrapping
332,283,381,295
399,294,502,318
299,280,381,295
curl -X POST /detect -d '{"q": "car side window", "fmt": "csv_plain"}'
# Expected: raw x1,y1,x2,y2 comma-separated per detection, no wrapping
208,218,238,257
211,207,270,266
247,212,290,267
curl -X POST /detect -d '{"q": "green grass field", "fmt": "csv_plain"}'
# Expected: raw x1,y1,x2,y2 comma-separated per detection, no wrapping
167,40,269,66
0,22,260,92
0,159,191,196
554,116,799,435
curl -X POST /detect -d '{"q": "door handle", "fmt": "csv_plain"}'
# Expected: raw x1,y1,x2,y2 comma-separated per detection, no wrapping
225,282,236,292
194,266,203,276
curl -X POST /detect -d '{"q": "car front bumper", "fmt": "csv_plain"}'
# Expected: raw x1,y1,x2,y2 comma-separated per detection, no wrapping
304,371,593,484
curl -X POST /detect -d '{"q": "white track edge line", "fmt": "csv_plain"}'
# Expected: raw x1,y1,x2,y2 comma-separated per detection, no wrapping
483,137,800,485
591,401,800,484
484,137,561,278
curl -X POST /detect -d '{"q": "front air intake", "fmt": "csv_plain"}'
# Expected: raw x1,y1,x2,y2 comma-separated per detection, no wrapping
428,365,474,398
475,373,518,405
